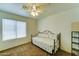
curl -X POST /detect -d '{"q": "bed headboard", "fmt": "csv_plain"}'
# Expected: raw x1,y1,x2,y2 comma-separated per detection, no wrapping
39,30,55,35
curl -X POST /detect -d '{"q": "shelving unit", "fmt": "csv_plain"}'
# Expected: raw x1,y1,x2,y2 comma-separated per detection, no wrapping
71,31,79,56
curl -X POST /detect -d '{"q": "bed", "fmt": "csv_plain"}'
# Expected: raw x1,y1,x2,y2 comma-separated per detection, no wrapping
31,30,61,54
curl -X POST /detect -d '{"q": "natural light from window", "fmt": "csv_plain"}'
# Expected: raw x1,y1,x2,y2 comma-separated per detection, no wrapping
2,19,27,41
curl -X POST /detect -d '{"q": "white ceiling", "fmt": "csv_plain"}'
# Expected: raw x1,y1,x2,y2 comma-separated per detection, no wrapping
0,3,79,19
0,3,31,17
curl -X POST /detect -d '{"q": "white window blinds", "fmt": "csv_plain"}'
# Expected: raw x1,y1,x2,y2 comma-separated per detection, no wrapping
2,19,27,41
17,21,26,38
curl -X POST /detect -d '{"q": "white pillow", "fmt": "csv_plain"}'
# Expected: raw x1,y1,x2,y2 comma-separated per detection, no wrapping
38,33,49,38
48,33,56,40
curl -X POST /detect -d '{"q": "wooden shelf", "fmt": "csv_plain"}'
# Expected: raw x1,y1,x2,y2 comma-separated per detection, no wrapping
72,48,79,51
72,42,79,44
71,31,79,56
72,37,79,39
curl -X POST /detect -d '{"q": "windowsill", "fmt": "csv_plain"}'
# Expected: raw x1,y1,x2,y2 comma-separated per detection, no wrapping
2,37,27,42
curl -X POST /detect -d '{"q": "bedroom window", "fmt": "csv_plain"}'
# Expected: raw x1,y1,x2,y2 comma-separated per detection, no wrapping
16,21,26,38
2,19,27,41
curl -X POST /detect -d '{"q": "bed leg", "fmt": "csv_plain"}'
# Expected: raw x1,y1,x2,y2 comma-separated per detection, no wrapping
52,39,57,55
52,40,55,55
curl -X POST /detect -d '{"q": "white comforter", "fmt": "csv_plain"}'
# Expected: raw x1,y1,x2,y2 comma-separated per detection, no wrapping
32,36,59,54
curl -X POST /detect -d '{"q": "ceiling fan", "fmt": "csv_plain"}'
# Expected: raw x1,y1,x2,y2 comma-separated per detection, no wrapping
23,3,47,16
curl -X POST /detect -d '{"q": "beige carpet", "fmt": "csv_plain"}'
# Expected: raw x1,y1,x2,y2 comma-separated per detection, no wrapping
0,43,48,56
0,42,71,56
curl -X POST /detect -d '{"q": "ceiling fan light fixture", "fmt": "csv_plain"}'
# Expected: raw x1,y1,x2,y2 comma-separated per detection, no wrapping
31,11,38,16
23,3,45,17
31,12,36,16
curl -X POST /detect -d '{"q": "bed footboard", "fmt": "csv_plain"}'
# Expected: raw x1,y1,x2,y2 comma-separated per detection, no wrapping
52,33,61,54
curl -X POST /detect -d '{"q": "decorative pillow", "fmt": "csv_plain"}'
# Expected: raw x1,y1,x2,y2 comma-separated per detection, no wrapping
50,34,56,39
38,30,57,40
48,33,56,40
38,33,49,38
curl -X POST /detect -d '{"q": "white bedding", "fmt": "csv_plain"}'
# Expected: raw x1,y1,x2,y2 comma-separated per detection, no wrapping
32,36,59,54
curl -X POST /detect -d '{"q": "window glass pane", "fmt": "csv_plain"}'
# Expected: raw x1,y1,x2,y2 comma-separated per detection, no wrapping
2,19,16,41
17,21,26,38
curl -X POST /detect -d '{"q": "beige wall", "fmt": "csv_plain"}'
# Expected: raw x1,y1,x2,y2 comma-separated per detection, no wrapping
0,10,37,51
38,7,79,53
71,22,79,31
